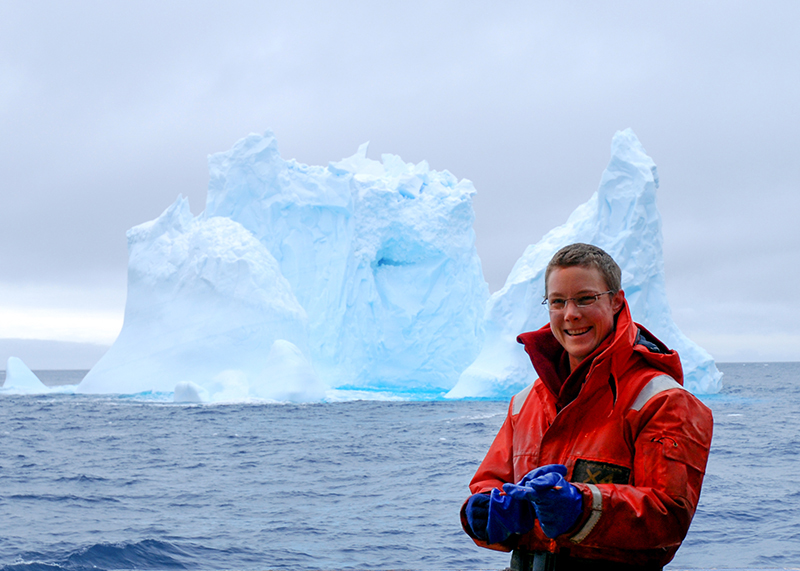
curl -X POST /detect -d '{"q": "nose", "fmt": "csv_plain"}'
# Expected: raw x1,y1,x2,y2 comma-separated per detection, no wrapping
563,299,582,320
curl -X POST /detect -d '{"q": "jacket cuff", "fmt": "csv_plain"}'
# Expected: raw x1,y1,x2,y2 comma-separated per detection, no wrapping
568,483,602,544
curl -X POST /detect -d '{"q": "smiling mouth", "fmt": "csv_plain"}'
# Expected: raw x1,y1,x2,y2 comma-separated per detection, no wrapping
565,327,592,336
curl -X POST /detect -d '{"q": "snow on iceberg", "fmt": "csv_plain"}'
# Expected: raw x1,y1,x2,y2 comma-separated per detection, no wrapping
446,129,723,398
80,132,488,401
3,356,49,393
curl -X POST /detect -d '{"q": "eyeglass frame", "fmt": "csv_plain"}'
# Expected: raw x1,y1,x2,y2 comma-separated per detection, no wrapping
541,290,615,311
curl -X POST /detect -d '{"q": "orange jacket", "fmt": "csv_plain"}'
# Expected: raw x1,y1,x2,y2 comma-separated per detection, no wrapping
462,302,713,567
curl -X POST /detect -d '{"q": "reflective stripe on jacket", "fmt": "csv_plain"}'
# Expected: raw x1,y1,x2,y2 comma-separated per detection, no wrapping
461,302,713,568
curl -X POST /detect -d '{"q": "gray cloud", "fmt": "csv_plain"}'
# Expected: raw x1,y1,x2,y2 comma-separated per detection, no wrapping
1,0,798,364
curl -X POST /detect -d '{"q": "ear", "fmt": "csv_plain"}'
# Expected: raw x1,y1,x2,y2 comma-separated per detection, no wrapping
611,289,625,313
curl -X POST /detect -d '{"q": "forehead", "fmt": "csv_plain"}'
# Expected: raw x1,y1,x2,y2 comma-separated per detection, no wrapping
546,265,608,294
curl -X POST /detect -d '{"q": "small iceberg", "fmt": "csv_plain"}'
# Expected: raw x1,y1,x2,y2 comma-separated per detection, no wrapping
3,357,49,394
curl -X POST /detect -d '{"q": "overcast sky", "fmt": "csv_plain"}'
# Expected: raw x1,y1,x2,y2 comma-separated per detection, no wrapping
1,0,798,369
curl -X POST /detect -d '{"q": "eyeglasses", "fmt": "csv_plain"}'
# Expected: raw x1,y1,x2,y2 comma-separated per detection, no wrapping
542,291,614,311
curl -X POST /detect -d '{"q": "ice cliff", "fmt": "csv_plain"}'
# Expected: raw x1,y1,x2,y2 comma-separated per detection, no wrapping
79,129,721,401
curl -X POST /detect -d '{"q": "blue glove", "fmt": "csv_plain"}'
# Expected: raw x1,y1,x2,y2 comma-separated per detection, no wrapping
503,465,583,538
519,464,568,487
485,488,536,544
464,489,536,544
464,493,490,541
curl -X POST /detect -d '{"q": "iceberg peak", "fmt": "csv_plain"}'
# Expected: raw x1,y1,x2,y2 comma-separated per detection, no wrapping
447,129,721,398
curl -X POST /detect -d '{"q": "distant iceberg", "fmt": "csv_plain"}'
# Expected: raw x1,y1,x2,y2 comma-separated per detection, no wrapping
3,356,48,393
78,129,721,402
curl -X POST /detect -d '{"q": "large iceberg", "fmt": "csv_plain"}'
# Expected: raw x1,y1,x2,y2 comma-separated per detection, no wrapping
447,129,722,397
79,132,489,400
78,129,721,402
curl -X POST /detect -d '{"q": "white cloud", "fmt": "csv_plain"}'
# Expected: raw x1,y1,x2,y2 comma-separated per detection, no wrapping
0,283,124,344
687,332,800,364
0,305,122,345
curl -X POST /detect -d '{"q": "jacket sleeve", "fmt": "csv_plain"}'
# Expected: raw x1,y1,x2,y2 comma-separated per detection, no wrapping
460,400,519,552
562,388,713,552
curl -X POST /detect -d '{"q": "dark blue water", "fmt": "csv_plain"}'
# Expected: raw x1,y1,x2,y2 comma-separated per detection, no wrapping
1,363,798,570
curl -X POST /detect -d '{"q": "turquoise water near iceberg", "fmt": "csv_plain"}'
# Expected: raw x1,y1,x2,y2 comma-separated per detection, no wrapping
0,363,798,570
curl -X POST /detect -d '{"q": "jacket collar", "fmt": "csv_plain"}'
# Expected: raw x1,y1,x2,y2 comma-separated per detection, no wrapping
516,300,677,407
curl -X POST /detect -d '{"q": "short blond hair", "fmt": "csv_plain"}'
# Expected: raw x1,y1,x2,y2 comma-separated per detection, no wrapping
544,243,621,296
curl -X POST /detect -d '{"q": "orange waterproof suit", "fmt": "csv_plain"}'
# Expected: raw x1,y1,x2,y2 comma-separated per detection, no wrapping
462,301,713,567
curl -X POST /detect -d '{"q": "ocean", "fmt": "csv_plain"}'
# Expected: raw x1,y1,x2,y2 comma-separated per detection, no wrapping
0,362,798,570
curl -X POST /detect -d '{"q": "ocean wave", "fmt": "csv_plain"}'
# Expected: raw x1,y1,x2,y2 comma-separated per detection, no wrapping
3,539,196,571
